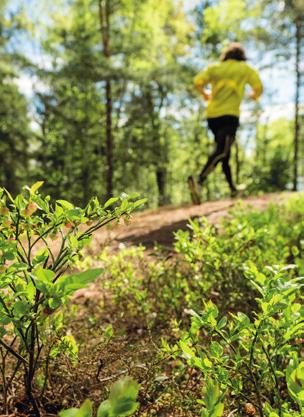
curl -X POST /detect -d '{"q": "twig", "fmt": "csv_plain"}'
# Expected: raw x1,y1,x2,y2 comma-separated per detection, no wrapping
0,339,28,365
97,369,128,383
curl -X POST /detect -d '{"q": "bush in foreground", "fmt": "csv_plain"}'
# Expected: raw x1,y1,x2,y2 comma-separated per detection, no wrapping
0,182,145,416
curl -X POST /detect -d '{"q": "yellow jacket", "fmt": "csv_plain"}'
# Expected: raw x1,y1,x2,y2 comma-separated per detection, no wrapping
194,59,263,118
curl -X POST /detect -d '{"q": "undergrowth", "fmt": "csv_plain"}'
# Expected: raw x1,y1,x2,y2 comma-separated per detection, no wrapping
1,192,304,416
70,193,304,416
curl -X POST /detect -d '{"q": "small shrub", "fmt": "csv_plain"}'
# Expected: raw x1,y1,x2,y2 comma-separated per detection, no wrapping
0,182,145,415
102,195,304,327
168,265,304,416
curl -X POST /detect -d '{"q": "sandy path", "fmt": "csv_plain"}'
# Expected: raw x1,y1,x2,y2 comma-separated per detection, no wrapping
88,192,290,252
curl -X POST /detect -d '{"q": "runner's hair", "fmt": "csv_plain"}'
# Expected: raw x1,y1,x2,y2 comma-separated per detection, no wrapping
221,43,247,62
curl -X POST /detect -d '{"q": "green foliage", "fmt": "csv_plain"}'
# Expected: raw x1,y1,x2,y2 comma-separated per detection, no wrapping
2,0,300,205
89,194,304,415
171,264,304,415
0,73,31,195
60,399,93,417
199,379,224,417
100,194,304,327
202,0,263,49
59,377,140,417
174,195,304,309
286,357,304,412
32,0,195,206
97,377,140,417
0,182,144,413
0,0,32,195
249,118,294,192
264,358,304,417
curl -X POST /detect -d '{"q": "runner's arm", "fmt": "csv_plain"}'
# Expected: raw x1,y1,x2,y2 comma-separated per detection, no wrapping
247,67,263,100
194,67,212,100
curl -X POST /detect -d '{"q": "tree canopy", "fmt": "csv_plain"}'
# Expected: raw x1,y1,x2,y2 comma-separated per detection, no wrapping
0,0,303,203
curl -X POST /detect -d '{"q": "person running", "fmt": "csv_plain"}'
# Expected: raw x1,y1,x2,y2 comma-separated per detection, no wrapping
188,43,263,204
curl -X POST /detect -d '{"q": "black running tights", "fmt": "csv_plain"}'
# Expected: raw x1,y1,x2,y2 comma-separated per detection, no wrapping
198,115,239,191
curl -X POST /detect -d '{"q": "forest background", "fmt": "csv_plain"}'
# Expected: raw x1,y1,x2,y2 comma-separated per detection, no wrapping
1,0,303,207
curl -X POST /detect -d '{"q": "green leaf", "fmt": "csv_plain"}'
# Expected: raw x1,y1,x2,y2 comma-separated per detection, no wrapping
60,334,78,357
286,358,304,409
0,327,7,337
120,199,130,212
34,268,55,295
210,341,224,357
132,199,147,209
203,357,212,368
109,377,139,403
111,399,138,416
179,340,195,360
30,181,44,194
0,315,11,325
55,269,102,295
59,400,93,417
34,195,50,212
97,400,111,417
284,322,304,340
35,268,55,282
105,377,140,417
217,316,227,329
13,301,29,317
76,399,92,417
48,297,62,310
66,208,83,219
33,249,49,266
59,408,79,417
4,188,14,203
104,197,119,209
103,324,114,341
212,403,224,417
4,251,15,261
97,378,140,417
57,200,75,210
201,379,224,417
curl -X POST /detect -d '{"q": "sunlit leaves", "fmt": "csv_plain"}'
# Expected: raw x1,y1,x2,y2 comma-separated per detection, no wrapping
0,183,143,404
286,357,304,411
55,269,102,296
200,379,224,417
173,264,304,413
59,377,140,417
202,0,263,47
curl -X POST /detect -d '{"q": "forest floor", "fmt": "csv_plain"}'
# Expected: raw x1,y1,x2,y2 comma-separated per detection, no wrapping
5,192,294,417
89,192,290,252
74,191,290,302
64,191,294,417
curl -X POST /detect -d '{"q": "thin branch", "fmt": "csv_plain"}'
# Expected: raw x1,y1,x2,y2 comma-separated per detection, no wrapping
0,339,28,365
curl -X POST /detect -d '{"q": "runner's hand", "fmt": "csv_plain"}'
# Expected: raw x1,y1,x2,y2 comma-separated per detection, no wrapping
249,91,258,100
201,90,211,101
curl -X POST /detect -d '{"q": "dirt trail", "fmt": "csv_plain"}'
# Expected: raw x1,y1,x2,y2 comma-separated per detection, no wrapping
90,192,290,252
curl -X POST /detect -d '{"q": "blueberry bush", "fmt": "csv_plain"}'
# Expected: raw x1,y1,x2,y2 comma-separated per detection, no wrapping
0,182,145,415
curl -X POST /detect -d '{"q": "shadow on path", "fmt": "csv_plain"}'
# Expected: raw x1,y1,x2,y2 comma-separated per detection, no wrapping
118,205,233,248
90,193,290,252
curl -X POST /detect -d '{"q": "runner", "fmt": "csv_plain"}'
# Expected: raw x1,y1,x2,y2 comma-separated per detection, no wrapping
188,43,263,204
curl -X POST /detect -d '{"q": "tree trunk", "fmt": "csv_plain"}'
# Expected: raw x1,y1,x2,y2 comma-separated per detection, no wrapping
156,168,168,206
99,0,114,199
80,124,90,206
293,16,302,191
